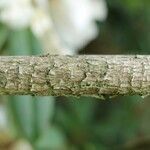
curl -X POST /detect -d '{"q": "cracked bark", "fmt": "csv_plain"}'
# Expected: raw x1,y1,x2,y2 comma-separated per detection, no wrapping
0,55,150,98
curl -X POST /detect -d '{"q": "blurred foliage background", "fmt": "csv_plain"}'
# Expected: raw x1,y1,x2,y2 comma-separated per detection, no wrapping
0,0,150,150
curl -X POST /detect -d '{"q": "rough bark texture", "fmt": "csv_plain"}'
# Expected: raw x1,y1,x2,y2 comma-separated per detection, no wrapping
0,55,150,98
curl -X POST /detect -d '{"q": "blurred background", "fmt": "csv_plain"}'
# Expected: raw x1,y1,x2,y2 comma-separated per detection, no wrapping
0,0,150,149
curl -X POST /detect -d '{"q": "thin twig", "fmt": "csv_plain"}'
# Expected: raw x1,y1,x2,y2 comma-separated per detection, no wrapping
0,55,149,98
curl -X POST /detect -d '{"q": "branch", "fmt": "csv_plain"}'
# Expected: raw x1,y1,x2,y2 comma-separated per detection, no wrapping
0,55,149,98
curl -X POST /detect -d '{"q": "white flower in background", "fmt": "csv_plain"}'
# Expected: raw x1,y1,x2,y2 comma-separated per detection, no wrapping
0,0,34,29
12,139,33,150
0,0,108,54
49,0,108,53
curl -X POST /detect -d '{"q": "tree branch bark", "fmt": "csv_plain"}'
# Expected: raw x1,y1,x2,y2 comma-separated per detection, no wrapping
0,55,149,98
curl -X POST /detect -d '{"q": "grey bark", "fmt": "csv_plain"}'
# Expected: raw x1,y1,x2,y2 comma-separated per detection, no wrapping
0,55,150,98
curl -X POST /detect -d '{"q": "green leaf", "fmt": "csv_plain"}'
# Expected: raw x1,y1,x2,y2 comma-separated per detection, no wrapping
35,96,55,135
7,28,36,142
0,24,9,50
29,31,56,136
6,29,56,144
7,29,32,55
67,97,96,124
8,96,37,141
35,127,67,150
28,29,43,55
